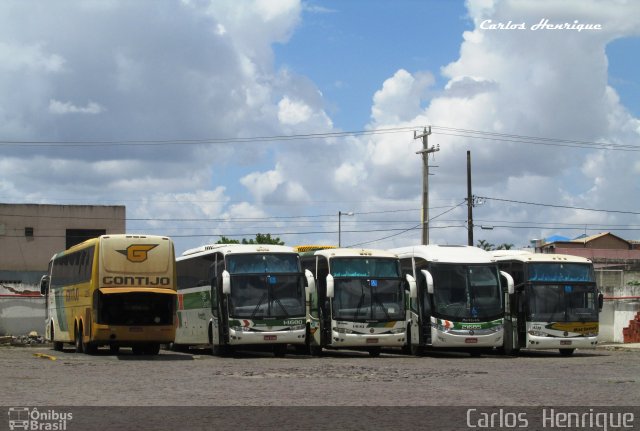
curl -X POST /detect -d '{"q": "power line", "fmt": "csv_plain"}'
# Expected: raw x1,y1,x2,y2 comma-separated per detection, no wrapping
431,126,640,152
479,196,640,216
0,126,419,148
3,124,638,152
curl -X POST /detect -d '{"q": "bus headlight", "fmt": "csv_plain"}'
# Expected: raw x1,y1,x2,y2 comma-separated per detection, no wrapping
390,328,405,334
231,326,251,332
489,325,503,333
528,330,549,337
291,324,306,331
334,327,355,334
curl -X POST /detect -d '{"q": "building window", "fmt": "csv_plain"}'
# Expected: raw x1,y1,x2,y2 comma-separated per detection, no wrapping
66,229,106,249
25,227,34,237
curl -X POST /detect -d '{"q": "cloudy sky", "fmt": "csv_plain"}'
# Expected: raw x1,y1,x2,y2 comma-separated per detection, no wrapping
1,0,639,255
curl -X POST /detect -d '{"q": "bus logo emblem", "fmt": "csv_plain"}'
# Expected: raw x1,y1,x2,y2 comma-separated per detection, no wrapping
117,244,158,262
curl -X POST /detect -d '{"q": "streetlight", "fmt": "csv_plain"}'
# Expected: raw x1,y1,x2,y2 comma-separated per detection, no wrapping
338,211,354,247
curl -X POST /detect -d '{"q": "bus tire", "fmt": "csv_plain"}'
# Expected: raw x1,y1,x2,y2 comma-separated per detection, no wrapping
309,345,323,357
559,348,575,356
83,340,97,355
410,343,423,357
209,323,225,356
144,344,160,355
132,344,145,355
273,344,287,358
401,326,412,355
51,325,64,351
74,323,83,354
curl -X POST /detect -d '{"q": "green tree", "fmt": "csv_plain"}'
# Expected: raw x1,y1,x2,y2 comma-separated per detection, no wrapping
216,233,284,245
215,236,240,244
496,243,514,250
476,239,495,251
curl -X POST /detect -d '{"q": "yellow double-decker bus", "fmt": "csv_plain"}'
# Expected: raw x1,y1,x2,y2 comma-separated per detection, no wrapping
39,234,177,355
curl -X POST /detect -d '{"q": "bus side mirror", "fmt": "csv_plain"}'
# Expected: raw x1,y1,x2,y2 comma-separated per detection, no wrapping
326,274,335,299
406,274,417,299
500,271,515,295
39,275,50,296
421,269,434,295
598,292,604,311
305,269,316,297
222,270,231,295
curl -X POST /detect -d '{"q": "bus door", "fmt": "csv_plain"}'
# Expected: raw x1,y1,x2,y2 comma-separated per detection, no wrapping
417,269,433,345
210,254,225,345
317,257,330,346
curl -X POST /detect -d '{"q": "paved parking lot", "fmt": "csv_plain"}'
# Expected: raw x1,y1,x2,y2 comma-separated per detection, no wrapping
2,344,639,407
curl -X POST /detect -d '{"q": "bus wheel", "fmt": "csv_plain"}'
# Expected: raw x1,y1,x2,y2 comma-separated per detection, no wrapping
368,347,381,357
273,344,287,358
410,343,423,357
144,344,160,355
51,326,63,351
559,348,575,356
309,345,323,357
83,340,97,355
74,324,83,354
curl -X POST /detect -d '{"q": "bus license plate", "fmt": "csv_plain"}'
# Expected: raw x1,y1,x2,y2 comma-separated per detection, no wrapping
366,338,379,344
129,327,143,332
560,340,572,345
264,335,277,341
465,338,478,344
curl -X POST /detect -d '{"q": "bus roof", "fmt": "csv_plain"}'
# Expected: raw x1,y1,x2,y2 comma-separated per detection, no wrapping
293,245,337,253
491,250,593,264
307,247,399,259
52,234,172,259
390,244,496,264
180,243,296,258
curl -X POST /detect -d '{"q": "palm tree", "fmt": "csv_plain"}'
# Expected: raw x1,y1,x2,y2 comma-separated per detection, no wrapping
476,239,495,251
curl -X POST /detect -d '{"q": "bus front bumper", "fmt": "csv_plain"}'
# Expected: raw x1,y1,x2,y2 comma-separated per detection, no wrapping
526,335,598,350
228,328,306,345
329,330,406,348
92,324,176,344
431,328,503,348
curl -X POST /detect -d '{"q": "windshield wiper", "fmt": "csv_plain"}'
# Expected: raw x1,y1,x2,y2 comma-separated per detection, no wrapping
251,292,267,319
271,296,290,317
354,282,366,320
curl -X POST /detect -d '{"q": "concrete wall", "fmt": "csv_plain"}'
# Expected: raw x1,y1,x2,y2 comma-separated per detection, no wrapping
0,295,45,336
597,269,640,343
0,203,125,272
0,204,124,335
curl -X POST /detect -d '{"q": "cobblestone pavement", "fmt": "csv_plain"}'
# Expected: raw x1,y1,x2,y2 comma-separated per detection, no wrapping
1,345,639,408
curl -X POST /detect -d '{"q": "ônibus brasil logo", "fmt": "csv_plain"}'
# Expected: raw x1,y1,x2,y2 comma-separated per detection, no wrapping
116,244,158,263
7,407,72,431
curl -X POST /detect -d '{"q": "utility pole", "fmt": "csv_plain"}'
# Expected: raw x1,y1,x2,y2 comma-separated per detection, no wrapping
414,126,439,245
467,151,473,246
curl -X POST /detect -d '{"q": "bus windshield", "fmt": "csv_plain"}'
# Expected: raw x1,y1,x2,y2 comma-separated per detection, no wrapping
527,263,594,282
330,257,400,278
331,279,405,321
227,253,299,274
228,274,305,319
527,284,598,322
431,264,502,320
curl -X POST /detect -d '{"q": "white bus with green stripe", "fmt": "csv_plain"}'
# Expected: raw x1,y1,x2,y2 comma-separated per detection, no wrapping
391,245,514,356
492,250,602,356
298,246,413,357
174,244,310,356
